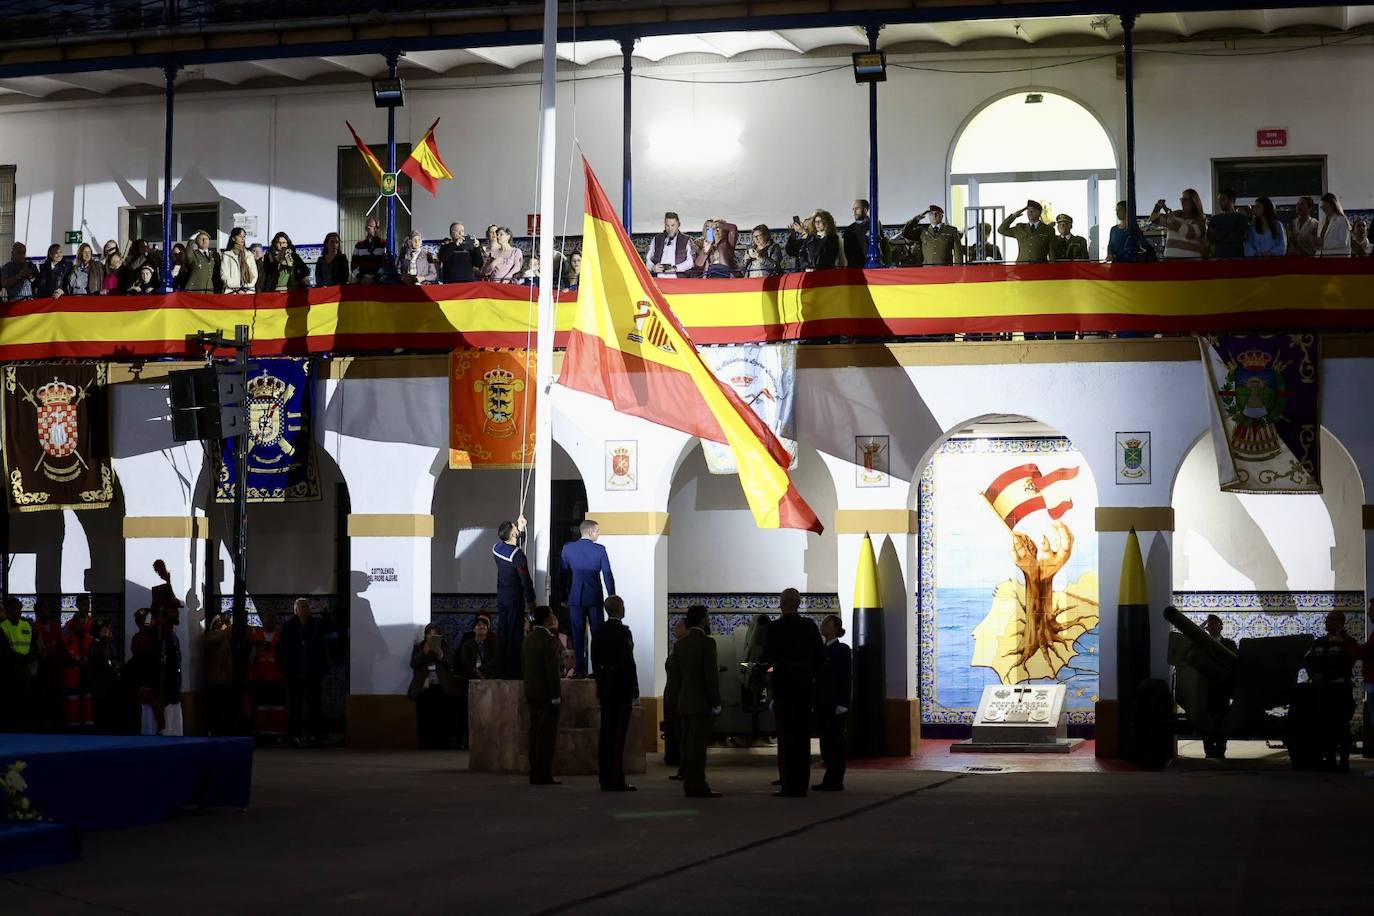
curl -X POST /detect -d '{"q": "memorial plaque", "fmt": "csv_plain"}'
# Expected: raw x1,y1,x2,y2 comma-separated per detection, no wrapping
970,683,1068,745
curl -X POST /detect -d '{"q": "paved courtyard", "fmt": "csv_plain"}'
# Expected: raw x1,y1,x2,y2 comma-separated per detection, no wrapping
7,746,1373,915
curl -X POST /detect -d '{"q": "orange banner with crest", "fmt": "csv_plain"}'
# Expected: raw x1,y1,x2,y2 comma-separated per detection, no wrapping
449,349,537,470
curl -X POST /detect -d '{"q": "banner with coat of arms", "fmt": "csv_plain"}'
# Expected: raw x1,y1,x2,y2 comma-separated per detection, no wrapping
215,357,320,502
449,349,537,469
699,343,797,475
1199,333,1320,494
1,363,115,512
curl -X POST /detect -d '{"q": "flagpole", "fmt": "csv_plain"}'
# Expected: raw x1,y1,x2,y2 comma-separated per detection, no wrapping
531,0,558,604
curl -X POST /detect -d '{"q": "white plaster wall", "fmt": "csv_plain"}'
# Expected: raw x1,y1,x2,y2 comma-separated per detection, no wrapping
666,442,838,594
0,42,1355,246
1173,428,1365,592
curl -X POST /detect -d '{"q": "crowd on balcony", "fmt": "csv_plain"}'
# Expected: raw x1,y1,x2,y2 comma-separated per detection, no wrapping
0,189,1367,302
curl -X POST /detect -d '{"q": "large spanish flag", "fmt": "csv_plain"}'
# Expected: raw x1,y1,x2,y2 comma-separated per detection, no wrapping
345,121,385,188
400,118,455,196
560,159,822,533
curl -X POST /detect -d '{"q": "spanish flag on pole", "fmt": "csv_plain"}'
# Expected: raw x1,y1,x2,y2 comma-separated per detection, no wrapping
560,159,822,533
400,118,455,196
345,121,385,188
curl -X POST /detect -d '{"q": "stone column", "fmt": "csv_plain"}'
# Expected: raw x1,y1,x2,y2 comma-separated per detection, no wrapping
587,511,669,752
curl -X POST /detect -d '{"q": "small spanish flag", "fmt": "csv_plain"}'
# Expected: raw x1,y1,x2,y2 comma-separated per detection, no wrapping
345,121,385,188
400,118,455,196
559,158,822,533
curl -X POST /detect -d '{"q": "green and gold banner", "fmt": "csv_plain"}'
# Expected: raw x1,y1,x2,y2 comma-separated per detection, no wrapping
1,363,114,511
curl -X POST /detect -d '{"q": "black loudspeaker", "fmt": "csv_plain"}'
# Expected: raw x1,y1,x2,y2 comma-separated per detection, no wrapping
168,366,246,441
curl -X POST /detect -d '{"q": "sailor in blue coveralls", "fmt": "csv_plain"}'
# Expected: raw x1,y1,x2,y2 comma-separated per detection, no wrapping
493,517,536,679
560,519,616,677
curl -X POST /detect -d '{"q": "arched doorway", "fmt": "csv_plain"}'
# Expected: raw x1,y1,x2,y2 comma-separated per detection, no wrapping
915,415,1100,734
949,91,1117,260
1170,428,1366,637
429,442,584,650
666,440,838,736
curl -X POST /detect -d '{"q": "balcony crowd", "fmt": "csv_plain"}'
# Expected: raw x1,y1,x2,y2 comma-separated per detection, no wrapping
0,189,1367,302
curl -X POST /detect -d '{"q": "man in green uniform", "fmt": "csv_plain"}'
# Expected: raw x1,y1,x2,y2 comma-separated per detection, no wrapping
673,604,722,798
901,205,964,266
1050,213,1090,261
1,596,35,731
998,199,1056,263
523,605,562,785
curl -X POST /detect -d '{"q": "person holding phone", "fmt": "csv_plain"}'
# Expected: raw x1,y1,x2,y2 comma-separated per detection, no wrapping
408,622,459,749
645,211,695,277
695,218,738,278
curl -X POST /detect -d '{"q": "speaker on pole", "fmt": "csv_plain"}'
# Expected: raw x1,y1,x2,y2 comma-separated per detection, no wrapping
168,365,246,441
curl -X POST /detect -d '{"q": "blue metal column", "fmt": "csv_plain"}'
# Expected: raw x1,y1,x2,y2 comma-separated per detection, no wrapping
385,51,399,261
620,37,634,231
864,25,882,269
161,62,179,292
1120,13,1141,256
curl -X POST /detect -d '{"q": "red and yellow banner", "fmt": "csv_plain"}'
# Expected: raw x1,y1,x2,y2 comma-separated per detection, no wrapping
3,260,1374,361
400,118,455,196
449,348,537,470
560,158,821,533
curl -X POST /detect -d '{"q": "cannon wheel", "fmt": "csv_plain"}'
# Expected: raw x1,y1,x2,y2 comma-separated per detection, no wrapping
1132,678,1175,770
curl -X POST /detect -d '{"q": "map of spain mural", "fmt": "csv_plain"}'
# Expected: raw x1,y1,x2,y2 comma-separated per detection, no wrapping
919,437,1100,725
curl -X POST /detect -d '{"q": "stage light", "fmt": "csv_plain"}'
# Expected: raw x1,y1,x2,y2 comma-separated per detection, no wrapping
852,50,886,84
372,78,405,108
1025,92,1044,104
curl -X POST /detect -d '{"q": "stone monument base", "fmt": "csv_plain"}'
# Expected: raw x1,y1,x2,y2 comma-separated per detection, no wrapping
468,678,646,775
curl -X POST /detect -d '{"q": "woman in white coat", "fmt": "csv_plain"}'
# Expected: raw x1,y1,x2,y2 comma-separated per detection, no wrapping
219,227,259,292
1317,192,1351,257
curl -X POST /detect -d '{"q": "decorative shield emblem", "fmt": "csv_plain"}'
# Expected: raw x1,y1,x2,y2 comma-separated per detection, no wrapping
611,449,631,478
36,380,80,459
245,371,297,460
380,172,398,197
474,367,524,439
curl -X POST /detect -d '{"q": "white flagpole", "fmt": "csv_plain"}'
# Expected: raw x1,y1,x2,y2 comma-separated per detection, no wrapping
531,0,558,603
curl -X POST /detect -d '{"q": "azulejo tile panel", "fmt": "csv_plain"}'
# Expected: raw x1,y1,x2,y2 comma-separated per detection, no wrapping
666,594,838,647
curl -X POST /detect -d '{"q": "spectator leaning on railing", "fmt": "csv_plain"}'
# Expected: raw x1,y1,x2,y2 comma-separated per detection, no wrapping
65,243,106,296
1207,189,1250,259
1151,189,1208,260
1288,195,1319,256
1244,196,1287,258
220,227,258,293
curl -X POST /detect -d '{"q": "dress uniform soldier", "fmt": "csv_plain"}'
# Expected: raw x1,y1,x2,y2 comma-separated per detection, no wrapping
673,605,722,798
663,616,688,775
523,605,563,785
493,517,536,680
901,205,964,266
812,615,852,792
998,200,1057,263
1051,214,1090,261
592,595,639,791
764,588,825,797
560,519,616,677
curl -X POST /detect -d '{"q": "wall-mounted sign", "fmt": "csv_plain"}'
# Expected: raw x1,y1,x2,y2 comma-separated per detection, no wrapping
1256,128,1287,149
366,562,401,590
380,173,398,197
64,231,82,245
232,213,259,237
527,213,541,237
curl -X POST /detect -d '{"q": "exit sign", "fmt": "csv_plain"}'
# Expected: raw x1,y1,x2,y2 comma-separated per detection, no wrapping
527,213,541,237
1256,128,1287,149
64,230,82,245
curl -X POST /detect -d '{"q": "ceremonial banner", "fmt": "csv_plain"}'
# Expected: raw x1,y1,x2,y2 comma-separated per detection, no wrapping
1,363,114,511
560,158,821,533
215,358,320,502
1200,333,1320,494
700,343,798,474
449,349,537,469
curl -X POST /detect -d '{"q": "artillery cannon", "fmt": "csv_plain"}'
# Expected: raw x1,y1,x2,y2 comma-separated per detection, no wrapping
1133,606,1315,768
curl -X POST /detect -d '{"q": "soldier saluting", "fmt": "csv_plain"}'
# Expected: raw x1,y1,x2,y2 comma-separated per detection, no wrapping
998,199,1057,264
901,204,964,266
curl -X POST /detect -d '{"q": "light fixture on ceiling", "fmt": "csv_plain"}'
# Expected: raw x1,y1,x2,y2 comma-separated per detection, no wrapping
1025,92,1044,104
1089,16,1111,33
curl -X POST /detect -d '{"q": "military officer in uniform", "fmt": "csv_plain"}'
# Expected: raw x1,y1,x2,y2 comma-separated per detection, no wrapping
901,205,964,266
663,616,688,776
1051,213,1090,261
493,516,536,680
673,605,722,798
560,519,616,677
592,595,639,792
812,614,852,792
764,588,825,797
523,605,562,785
998,200,1056,263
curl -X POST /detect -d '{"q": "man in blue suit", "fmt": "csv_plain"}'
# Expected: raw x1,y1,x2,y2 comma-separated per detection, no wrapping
560,519,615,677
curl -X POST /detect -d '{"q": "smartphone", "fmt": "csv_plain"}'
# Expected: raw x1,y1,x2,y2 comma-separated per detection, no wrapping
792,215,801,226
705,227,715,244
